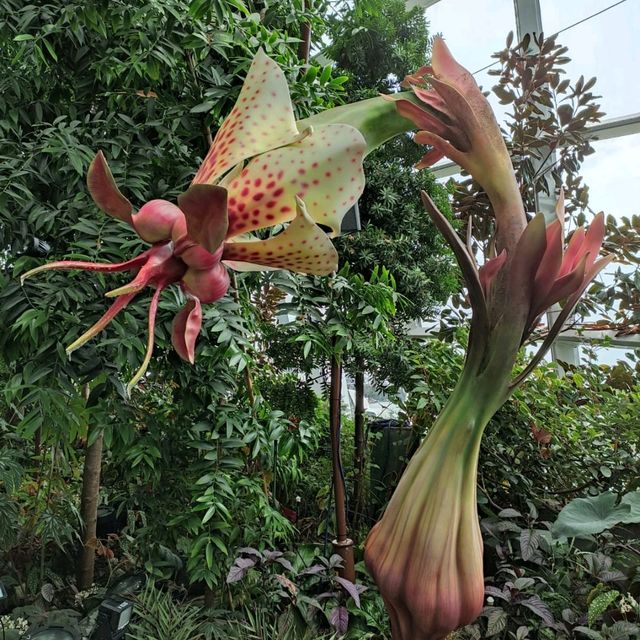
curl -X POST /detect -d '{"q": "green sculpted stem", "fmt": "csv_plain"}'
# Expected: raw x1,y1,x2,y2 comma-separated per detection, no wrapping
363,38,612,640
365,361,507,640
300,94,418,156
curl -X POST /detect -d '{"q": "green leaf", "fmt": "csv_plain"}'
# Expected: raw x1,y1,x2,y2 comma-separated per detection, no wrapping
13,34,35,41
620,491,640,524
486,608,507,637
190,101,216,114
588,590,619,627
551,492,631,538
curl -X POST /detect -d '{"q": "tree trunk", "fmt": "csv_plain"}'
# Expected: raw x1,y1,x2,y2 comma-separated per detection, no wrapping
352,358,366,526
329,352,355,582
77,430,103,589
297,0,312,63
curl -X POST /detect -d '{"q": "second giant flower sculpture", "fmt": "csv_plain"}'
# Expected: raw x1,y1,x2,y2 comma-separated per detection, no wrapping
364,38,613,640
22,51,372,392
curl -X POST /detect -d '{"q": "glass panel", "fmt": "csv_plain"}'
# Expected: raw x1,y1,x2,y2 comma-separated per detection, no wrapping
426,0,516,118
580,133,640,221
574,133,639,324
540,0,640,118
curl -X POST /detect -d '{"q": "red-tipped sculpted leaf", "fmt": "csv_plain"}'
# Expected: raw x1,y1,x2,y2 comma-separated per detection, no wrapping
541,255,587,309
478,250,507,298
508,214,547,299
558,227,586,278
581,212,606,271
223,198,338,276
431,37,481,101
171,298,202,364
87,151,134,224
177,184,228,253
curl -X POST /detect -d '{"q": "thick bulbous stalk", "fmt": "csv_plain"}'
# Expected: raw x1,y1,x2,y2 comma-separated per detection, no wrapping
299,94,419,156
365,364,506,640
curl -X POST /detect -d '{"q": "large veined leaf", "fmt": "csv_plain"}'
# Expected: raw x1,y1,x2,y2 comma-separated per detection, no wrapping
551,492,640,539
620,491,640,523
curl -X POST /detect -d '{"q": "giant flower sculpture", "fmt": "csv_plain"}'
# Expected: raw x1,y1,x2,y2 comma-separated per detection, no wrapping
22,51,407,392
363,38,613,640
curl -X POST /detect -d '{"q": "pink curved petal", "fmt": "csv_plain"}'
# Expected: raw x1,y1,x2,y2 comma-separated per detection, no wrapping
395,100,465,148
416,148,446,169
413,130,466,169
192,50,301,185
66,293,137,355
87,151,134,224
181,263,230,303
104,245,184,298
171,297,203,364
177,184,228,253
20,253,149,285
223,197,338,276
127,285,163,394
224,124,366,239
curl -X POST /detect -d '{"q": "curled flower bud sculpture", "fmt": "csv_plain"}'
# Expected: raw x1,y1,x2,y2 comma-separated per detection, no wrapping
364,37,613,640
21,50,413,393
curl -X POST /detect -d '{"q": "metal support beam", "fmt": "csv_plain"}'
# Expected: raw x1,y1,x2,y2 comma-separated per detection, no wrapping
513,0,543,39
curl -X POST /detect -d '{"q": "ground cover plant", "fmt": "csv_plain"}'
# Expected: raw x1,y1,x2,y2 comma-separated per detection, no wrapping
0,0,638,638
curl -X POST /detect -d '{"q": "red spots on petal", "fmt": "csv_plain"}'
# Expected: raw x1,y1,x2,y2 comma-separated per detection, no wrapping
266,214,275,220
266,201,276,208
325,171,332,177
267,181,276,189
242,213,250,220
254,178,262,187
241,187,250,197
312,162,319,168
277,170,284,179
298,168,306,175
253,192,264,201
238,203,246,212
281,206,291,213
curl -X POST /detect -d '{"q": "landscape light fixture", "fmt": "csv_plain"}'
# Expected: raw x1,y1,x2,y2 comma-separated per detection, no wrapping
92,597,133,640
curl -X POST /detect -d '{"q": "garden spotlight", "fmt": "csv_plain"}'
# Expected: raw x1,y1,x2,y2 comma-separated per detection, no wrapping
93,597,133,640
